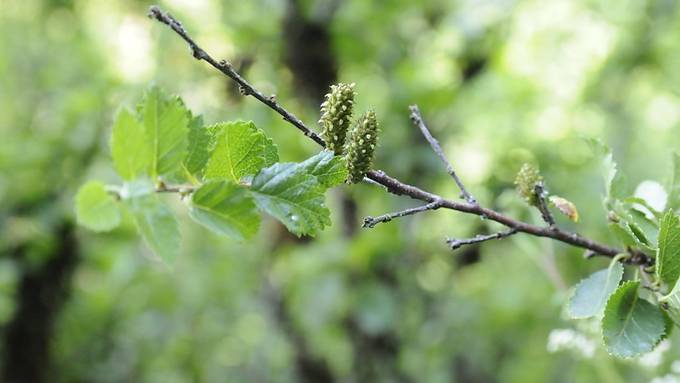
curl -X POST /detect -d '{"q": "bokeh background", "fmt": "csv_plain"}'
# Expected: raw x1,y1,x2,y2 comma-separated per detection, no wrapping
3,0,680,382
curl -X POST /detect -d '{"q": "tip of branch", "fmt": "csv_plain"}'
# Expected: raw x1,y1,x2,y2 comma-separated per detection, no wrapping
362,217,378,228
147,5,162,19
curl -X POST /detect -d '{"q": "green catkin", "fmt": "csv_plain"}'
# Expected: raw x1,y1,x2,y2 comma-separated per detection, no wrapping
346,110,379,184
514,163,543,206
319,83,356,155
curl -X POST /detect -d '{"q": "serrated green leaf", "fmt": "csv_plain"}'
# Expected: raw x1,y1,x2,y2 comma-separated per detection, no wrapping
250,162,330,236
568,262,623,319
299,150,348,188
656,211,680,287
75,181,121,232
110,108,152,180
138,87,190,179
189,180,260,240
602,281,665,358
183,114,211,178
204,121,279,182
667,152,680,211
127,195,180,263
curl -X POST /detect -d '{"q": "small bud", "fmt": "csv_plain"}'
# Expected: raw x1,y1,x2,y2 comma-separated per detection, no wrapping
514,163,543,205
319,83,356,155
346,110,379,184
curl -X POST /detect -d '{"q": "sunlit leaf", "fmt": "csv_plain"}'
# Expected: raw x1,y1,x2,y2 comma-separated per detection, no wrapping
138,86,190,179
204,121,279,182
110,108,152,180
75,181,121,232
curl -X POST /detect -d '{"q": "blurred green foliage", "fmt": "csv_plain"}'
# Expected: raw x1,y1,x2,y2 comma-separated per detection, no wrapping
4,0,680,381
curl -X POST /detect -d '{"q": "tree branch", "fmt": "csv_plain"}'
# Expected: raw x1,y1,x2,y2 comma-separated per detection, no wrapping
409,105,476,204
147,5,652,265
446,229,518,250
534,183,556,228
363,200,442,228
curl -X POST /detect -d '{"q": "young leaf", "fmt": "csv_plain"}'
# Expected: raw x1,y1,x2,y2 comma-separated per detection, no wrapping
549,195,579,222
602,281,665,358
75,181,121,232
110,109,152,180
568,262,623,319
667,152,680,211
656,211,680,287
183,114,211,178
299,150,348,188
250,162,330,236
189,180,260,240
604,152,627,201
127,195,180,263
138,87,190,179
204,121,279,182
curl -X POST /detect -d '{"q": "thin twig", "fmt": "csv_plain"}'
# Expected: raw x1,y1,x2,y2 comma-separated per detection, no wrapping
409,105,476,204
534,183,555,228
363,200,442,228
147,5,652,265
147,6,326,147
446,229,518,250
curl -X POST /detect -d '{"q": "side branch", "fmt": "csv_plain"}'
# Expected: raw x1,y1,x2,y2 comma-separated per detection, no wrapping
409,105,476,204
363,200,442,228
447,229,518,250
147,5,651,265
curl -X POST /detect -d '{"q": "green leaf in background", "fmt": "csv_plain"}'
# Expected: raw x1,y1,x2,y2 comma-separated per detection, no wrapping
127,195,180,263
250,162,329,236
602,281,665,358
138,86,189,179
110,108,152,180
300,150,348,188
568,261,623,319
608,222,640,248
656,211,680,287
75,181,121,232
189,180,260,240
183,114,211,178
204,121,279,182
667,152,680,211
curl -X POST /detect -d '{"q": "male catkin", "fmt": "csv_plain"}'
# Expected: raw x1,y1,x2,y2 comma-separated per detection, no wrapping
346,110,378,184
515,163,543,206
319,83,356,155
